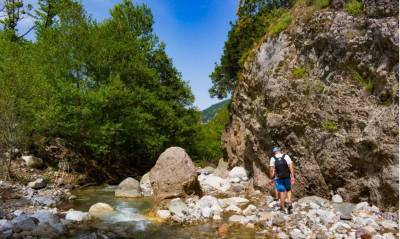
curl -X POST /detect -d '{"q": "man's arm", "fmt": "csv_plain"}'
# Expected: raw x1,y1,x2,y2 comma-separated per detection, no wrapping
269,166,275,179
289,162,295,184
289,163,295,177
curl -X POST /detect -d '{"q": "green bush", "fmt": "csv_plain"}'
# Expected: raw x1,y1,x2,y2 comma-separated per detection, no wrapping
269,12,293,36
313,0,331,8
291,66,308,78
321,120,338,132
345,0,363,15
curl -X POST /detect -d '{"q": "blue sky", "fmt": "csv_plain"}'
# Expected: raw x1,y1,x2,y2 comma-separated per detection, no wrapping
83,0,238,110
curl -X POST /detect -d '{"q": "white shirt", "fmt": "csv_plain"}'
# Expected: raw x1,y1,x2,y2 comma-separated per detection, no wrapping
269,153,292,167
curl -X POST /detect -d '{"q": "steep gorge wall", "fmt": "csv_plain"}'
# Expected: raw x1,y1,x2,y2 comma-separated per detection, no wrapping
223,0,399,207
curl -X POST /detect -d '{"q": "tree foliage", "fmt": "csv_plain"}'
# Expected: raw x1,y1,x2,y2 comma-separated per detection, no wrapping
191,105,229,163
209,0,294,99
0,0,199,174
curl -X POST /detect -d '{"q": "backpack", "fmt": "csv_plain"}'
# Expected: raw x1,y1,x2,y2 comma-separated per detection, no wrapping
274,154,291,179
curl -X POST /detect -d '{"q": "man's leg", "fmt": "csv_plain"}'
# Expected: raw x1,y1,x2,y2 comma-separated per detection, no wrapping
287,190,292,203
285,178,293,213
279,191,286,209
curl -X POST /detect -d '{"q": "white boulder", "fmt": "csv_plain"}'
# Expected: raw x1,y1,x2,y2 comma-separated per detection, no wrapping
65,210,91,222
115,177,141,198
201,175,231,192
228,167,247,180
88,203,114,217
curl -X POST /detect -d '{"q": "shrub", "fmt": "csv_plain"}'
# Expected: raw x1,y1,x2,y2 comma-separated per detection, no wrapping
269,12,293,36
313,0,331,8
291,66,308,78
322,120,338,132
350,68,374,93
345,0,363,15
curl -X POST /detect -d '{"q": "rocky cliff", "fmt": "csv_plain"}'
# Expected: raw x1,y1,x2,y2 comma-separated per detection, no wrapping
222,0,398,207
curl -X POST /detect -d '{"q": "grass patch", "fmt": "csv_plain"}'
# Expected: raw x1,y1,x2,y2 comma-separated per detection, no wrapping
313,0,331,8
313,81,325,94
292,66,308,79
321,120,338,132
345,0,363,15
350,68,374,94
268,12,293,36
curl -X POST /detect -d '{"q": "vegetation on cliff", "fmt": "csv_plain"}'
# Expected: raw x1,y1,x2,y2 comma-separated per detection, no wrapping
209,0,294,99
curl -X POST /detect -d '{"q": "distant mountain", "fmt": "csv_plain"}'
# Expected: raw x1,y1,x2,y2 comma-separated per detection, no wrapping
201,99,230,123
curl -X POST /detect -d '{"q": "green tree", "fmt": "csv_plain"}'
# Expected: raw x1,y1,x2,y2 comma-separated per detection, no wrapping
0,0,200,177
191,106,229,163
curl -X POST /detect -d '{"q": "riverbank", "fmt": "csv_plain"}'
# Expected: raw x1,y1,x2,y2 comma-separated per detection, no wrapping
0,159,398,239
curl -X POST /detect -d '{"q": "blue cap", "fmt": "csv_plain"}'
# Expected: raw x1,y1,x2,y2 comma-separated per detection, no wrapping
272,147,281,153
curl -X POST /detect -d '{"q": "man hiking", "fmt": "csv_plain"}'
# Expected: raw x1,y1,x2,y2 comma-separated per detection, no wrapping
269,146,295,213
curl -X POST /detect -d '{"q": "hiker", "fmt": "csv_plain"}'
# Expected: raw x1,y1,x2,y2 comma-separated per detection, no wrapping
269,146,295,213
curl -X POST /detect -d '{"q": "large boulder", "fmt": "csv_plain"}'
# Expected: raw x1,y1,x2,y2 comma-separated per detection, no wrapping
149,147,202,201
21,155,43,169
139,173,153,197
88,203,114,217
115,177,141,198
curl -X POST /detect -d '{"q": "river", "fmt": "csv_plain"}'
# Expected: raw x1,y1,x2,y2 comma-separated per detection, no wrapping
58,185,261,239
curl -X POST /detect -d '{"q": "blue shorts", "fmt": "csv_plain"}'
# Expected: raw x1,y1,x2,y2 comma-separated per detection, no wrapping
275,177,291,192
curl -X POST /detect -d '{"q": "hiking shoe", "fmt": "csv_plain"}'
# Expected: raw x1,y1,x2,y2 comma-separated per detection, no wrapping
286,203,293,214
278,207,287,214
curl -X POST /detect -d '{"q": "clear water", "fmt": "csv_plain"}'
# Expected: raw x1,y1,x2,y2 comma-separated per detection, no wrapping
59,185,267,239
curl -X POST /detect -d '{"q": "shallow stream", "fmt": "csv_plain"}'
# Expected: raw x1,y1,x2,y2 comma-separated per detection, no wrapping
59,185,261,239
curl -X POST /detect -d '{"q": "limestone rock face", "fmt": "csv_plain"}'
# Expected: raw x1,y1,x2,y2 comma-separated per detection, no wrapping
149,147,202,202
363,0,398,17
223,8,398,207
115,177,141,198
